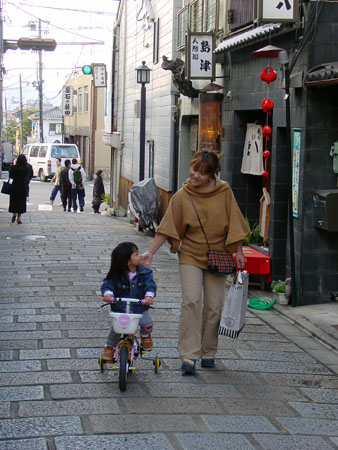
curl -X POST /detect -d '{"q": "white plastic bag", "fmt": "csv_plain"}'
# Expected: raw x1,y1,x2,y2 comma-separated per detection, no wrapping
218,270,249,339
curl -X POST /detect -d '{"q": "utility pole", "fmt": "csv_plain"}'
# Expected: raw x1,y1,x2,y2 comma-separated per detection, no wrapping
19,74,23,152
0,0,4,173
38,18,44,143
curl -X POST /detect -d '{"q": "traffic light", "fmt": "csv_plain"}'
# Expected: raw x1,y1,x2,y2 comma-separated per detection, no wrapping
82,65,92,75
17,38,57,51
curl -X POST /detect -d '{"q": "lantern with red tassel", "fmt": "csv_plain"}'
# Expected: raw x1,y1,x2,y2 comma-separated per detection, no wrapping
260,67,277,87
263,125,272,140
263,150,270,159
261,99,274,115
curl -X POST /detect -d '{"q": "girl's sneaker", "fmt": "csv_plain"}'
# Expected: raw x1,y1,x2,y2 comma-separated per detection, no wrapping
140,333,153,350
101,346,114,361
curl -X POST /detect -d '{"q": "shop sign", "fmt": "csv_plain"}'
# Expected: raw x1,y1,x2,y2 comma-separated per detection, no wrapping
93,64,107,87
260,0,299,22
62,86,73,117
292,128,301,218
187,32,215,80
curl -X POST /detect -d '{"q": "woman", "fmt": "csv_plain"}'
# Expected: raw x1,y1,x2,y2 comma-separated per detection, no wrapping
92,169,105,214
9,154,30,224
142,150,250,374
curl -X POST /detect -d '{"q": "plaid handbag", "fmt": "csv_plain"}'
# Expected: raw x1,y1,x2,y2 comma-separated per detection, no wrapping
188,194,236,275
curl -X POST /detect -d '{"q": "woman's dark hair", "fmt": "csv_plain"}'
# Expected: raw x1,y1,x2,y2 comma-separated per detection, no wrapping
105,242,139,281
16,154,27,168
96,169,103,176
190,150,221,179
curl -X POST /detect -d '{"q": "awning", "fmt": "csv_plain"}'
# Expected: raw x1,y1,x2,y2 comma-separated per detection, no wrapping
304,63,338,87
214,23,282,54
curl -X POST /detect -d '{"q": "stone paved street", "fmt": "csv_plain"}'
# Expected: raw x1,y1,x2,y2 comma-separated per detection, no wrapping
0,204,338,449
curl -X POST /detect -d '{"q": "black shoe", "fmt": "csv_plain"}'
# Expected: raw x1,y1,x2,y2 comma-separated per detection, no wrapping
80,207,84,212
11,214,16,223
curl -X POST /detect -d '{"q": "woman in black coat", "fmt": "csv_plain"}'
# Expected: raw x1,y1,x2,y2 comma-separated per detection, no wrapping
9,154,30,224
92,169,105,214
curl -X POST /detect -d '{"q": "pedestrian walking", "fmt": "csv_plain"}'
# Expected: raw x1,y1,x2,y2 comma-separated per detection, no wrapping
100,242,156,361
49,158,62,205
60,159,72,212
92,169,105,214
69,158,86,213
142,150,250,374
8,154,31,224
25,162,33,200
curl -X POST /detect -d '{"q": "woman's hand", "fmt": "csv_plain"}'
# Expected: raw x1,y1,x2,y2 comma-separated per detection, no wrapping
102,294,113,303
143,296,154,306
142,251,153,267
236,249,246,269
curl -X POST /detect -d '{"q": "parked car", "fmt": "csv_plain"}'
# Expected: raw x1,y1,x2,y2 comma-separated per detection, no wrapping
22,143,81,181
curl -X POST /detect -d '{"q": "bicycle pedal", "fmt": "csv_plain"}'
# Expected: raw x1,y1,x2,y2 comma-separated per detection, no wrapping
131,366,136,371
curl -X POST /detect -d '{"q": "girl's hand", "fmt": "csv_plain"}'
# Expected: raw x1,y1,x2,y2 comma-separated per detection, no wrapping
102,294,114,303
143,296,154,306
142,251,153,267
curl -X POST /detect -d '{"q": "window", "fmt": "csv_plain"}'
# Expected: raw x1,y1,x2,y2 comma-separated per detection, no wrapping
39,146,48,157
84,86,89,112
30,146,39,157
177,0,218,49
49,123,62,135
78,87,83,113
153,18,160,64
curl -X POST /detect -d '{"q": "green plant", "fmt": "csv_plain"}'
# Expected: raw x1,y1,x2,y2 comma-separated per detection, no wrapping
244,218,263,245
101,193,110,205
271,280,286,294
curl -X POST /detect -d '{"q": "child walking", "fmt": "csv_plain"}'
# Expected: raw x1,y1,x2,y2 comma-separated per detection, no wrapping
101,242,156,361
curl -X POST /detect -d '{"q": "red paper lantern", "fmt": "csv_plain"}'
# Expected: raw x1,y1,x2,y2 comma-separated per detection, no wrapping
263,125,272,140
262,171,269,178
263,150,270,159
261,98,274,115
260,67,277,87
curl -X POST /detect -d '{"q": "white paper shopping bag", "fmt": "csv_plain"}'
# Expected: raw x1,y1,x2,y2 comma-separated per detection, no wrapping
218,270,249,339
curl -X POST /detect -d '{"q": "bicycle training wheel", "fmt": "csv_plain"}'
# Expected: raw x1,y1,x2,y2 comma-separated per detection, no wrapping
119,346,128,391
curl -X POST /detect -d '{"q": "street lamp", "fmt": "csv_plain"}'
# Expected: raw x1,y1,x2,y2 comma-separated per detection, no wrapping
136,61,151,181
252,45,296,307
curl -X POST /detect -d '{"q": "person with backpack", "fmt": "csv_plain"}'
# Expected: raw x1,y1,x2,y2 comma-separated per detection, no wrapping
68,158,86,213
60,159,72,212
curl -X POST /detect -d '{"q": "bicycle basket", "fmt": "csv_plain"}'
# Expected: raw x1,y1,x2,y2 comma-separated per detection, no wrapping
109,312,143,334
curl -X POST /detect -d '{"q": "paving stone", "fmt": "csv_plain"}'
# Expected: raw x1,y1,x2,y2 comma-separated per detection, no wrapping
0,308,36,315
147,382,242,398
18,314,61,323
0,371,72,386
175,433,256,450
202,414,278,432
121,397,224,414
289,402,338,419
0,302,55,309
249,340,302,351
0,361,41,373
276,417,338,435
222,359,332,375
252,433,336,450
219,398,295,416
236,385,308,402
50,382,145,399
0,438,48,449
54,434,174,450
0,402,10,419
236,350,317,363
18,398,120,417
260,373,338,389
0,316,13,323
330,437,338,446
300,388,338,403
20,348,71,360
237,332,289,342
0,351,13,361
0,386,44,401
0,416,83,439
0,323,36,332
47,359,98,371
0,340,38,350
0,331,61,340
88,413,199,434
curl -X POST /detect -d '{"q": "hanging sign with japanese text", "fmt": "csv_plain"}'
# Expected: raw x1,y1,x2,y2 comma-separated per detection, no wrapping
62,86,73,117
260,0,299,22
187,32,215,80
93,64,107,87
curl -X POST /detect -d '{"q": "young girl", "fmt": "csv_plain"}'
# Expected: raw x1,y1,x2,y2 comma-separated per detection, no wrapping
101,242,157,361
92,169,105,214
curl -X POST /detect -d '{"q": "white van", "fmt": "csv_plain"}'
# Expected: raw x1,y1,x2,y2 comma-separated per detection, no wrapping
22,143,81,182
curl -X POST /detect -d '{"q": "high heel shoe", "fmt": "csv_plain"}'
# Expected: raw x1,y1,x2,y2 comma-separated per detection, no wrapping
16,219,22,224
11,214,16,223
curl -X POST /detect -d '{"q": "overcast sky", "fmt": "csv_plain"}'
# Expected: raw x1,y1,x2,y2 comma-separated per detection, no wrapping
2,0,119,110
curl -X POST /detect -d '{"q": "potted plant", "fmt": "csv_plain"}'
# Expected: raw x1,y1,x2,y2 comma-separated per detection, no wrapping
271,280,288,305
101,194,114,216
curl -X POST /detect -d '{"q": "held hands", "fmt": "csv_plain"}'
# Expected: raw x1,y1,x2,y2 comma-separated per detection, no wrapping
142,251,153,267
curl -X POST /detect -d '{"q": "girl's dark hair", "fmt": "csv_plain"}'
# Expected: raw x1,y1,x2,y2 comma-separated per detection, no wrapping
96,169,103,176
190,150,221,179
105,242,139,281
16,154,27,168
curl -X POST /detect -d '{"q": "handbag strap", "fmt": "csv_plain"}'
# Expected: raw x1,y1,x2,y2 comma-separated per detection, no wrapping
188,194,211,251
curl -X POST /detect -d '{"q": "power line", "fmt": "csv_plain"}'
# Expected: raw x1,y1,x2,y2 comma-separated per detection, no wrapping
8,1,118,16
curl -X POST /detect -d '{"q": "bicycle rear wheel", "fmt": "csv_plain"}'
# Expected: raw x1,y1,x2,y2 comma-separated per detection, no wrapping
119,346,128,391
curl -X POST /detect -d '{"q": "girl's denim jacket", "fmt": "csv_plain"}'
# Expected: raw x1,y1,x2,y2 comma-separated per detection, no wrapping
101,265,157,300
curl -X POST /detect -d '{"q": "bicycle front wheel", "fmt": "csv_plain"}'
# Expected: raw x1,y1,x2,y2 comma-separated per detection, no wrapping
119,346,128,391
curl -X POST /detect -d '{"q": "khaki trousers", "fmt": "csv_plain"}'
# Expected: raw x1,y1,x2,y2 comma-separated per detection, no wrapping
178,264,227,360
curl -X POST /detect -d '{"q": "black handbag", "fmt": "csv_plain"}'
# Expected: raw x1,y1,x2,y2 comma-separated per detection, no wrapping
1,179,12,195
188,194,236,275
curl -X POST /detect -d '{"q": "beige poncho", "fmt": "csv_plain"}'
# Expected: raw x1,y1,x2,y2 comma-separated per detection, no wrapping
157,178,250,270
